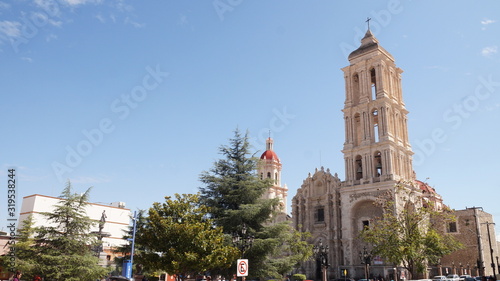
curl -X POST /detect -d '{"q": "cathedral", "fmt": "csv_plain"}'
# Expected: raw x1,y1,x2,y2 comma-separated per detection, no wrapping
259,29,447,280
257,28,499,281
290,28,446,280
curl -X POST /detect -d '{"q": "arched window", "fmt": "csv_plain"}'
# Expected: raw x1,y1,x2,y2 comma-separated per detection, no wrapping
267,172,271,178
370,68,377,100
372,109,379,143
274,172,278,184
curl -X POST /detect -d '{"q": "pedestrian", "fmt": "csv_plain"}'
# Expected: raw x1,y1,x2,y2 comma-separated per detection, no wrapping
12,271,22,281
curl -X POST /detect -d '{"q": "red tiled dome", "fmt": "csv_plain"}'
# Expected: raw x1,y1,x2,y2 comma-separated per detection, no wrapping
260,150,280,162
416,180,436,194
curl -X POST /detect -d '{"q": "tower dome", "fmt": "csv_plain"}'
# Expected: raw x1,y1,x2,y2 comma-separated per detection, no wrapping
348,29,394,62
260,138,280,162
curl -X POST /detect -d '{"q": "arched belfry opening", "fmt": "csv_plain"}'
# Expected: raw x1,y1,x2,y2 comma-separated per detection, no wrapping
374,151,382,177
370,68,377,100
372,109,379,143
355,155,363,180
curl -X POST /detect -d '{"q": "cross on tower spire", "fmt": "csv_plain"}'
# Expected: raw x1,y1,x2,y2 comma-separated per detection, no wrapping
366,17,372,30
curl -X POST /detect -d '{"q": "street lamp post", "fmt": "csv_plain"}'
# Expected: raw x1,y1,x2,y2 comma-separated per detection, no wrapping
313,239,329,281
126,211,138,281
232,224,254,258
232,224,254,281
359,247,372,280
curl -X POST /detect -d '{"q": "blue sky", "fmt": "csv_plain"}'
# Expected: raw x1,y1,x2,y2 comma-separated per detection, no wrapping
1,1,500,237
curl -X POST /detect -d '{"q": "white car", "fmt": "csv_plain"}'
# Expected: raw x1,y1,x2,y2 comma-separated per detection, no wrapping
446,275,460,281
433,276,447,281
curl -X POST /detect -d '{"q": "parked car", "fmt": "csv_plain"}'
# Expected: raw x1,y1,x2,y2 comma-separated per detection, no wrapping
460,276,472,281
433,276,447,281
446,275,460,281
109,276,129,281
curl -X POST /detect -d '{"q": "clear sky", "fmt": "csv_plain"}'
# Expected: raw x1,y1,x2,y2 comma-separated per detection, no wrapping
1,1,500,237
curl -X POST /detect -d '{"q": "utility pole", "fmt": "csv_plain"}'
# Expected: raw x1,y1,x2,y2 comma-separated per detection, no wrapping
482,222,496,278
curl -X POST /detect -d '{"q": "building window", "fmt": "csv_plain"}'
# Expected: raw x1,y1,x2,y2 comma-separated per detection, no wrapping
372,109,379,143
362,220,370,230
448,221,457,233
315,207,325,223
370,68,377,100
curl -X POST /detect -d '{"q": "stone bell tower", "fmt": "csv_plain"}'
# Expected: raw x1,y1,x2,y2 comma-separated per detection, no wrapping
339,28,419,273
341,29,414,186
259,137,288,214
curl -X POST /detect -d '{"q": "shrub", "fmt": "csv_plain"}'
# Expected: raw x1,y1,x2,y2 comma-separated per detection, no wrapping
292,274,307,281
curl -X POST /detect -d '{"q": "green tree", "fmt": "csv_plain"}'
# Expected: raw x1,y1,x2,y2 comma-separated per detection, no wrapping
11,181,108,281
10,214,39,279
137,193,239,280
199,129,313,279
199,129,274,232
360,182,462,279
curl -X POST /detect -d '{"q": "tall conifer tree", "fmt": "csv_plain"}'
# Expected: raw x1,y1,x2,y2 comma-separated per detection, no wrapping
199,129,312,279
12,182,108,281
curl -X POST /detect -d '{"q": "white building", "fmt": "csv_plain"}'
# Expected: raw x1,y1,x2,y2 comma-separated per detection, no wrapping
19,194,131,264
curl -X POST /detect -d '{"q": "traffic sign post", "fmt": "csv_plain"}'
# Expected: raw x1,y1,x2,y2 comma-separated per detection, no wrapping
237,259,249,277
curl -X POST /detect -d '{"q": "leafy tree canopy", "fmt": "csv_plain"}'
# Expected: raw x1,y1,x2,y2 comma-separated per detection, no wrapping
137,193,239,279
360,181,463,279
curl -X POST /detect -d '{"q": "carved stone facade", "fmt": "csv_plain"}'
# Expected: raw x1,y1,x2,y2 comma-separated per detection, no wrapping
292,30,444,280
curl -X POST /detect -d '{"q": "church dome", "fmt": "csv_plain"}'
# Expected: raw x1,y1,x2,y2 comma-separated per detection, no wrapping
348,29,394,61
415,180,437,194
260,137,280,162
260,150,280,162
